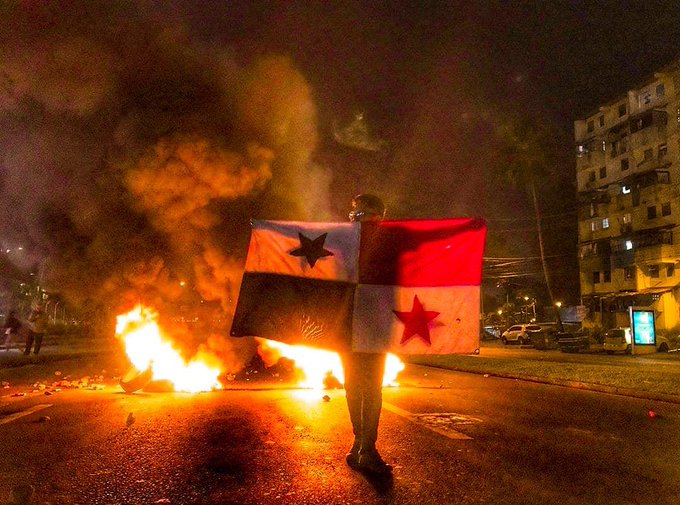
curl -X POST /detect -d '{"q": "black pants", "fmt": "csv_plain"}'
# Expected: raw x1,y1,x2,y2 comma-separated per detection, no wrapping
24,331,44,355
341,352,386,452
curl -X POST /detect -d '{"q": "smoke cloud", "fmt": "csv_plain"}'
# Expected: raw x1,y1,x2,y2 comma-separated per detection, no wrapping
0,3,328,372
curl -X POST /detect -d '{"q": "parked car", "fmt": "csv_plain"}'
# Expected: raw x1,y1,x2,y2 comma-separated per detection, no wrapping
528,326,561,350
603,327,631,354
500,324,543,345
556,330,591,353
604,327,670,354
481,325,502,341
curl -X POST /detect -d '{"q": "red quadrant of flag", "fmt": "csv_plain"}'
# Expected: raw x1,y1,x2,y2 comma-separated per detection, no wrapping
358,218,486,287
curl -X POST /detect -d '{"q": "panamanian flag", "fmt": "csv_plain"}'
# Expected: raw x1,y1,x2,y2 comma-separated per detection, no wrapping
230,218,487,354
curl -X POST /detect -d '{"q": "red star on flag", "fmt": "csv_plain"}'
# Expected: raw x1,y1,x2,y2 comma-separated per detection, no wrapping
393,295,440,346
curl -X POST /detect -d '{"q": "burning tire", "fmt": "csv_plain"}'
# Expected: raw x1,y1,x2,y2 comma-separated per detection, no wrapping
119,367,153,393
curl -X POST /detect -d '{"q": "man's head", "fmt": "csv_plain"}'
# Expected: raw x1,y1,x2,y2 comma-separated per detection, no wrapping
349,193,386,222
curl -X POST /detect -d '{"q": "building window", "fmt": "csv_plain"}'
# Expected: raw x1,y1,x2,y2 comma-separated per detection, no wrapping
621,158,629,171
648,206,657,219
618,103,627,117
622,213,632,224
602,217,609,229
662,202,671,216
593,271,600,284
599,166,607,179
644,148,653,161
599,115,605,127
590,221,598,232
624,266,635,279
589,171,596,182
658,171,671,184
659,143,668,158
625,240,633,250
657,83,665,97
587,120,594,133
649,264,660,278
667,264,675,277
612,137,628,157
604,270,611,282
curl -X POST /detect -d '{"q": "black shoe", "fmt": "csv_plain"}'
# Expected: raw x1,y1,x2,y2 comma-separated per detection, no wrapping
358,450,393,474
346,439,361,469
346,451,360,469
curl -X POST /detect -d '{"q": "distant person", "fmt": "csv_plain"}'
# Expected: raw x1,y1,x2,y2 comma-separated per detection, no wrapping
24,303,47,355
343,193,392,475
2,310,22,351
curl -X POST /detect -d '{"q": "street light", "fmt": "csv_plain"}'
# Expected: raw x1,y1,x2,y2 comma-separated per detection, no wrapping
555,301,562,308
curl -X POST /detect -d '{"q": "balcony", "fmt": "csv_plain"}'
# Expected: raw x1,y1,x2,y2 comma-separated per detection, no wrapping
577,189,611,204
634,243,676,264
620,169,670,193
629,109,667,134
611,249,635,268
579,239,612,260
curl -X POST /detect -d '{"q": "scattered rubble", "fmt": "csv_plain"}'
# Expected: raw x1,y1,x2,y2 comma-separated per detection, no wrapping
1,369,120,399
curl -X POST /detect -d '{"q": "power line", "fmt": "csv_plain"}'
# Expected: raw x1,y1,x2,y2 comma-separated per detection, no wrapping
484,209,578,222
484,253,575,260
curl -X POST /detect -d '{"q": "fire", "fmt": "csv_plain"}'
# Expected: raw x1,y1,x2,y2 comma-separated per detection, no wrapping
115,305,222,393
115,305,406,394
257,338,405,389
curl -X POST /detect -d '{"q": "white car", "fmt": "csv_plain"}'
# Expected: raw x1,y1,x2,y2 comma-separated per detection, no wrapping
604,327,670,354
500,324,543,345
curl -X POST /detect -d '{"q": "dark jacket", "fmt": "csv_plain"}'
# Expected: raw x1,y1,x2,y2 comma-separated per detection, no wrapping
4,314,21,333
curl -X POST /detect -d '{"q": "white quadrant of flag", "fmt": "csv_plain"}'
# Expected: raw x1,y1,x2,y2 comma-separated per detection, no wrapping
352,285,480,354
245,220,360,282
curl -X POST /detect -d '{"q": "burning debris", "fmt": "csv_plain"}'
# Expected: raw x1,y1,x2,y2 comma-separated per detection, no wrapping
112,304,405,394
115,305,222,393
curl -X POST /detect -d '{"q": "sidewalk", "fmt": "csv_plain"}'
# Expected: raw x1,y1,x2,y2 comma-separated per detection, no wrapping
407,343,680,404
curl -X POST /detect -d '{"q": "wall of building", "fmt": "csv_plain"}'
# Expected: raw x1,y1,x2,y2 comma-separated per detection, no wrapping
575,60,680,331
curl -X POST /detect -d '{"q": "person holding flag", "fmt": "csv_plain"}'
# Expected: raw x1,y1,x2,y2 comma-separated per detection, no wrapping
343,193,392,475
230,192,487,478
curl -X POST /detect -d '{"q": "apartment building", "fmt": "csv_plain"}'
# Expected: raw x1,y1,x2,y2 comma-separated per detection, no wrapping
575,59,680,331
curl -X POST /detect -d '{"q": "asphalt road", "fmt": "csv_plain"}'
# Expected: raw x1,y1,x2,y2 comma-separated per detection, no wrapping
1,361,679,505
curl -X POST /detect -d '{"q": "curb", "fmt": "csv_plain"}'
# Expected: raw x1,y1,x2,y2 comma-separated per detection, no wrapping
435,366,680,405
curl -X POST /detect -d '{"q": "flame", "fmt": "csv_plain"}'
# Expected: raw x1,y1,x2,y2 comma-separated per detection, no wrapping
257,338,405,389
115,305,222,393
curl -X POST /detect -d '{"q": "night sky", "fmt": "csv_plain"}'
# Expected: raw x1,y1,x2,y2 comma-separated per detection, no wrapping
1,1,679,313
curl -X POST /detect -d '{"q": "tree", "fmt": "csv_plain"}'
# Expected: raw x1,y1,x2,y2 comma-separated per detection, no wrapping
496,115,564,330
